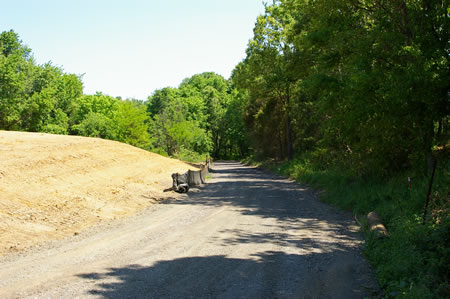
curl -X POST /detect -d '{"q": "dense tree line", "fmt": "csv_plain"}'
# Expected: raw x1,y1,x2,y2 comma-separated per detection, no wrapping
0,30,249,159
2,0,448,172
0,30,150,148
147,73,249,159
232,0,448,176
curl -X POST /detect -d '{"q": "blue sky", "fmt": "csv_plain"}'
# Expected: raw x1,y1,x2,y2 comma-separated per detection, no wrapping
1,0,265,99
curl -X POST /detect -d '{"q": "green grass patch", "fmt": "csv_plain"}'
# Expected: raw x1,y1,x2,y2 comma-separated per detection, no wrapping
245,156,449,298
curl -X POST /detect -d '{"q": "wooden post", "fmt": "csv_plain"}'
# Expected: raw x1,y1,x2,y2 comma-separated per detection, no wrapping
422,158,437,224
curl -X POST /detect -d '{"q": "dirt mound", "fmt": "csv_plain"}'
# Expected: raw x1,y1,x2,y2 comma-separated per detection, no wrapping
0,130,197,256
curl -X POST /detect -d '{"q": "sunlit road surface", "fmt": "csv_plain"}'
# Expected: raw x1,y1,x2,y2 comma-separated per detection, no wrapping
0,161,378,298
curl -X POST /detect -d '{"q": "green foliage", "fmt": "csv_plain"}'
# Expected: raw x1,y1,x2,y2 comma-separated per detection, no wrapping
0,30,82,133
0,31,33,130
43,108,69,134
0,29,31,58
150,147,169,157
72,112,115,139
146,87,179,117
41,123,68,135
233,0,449,176
167,121,211,154
69,96,153,149
70,93,119,126
147,72,249,159
221,90,250,158
0,31,159,152
366,218,450,298
69,94,119,139
114,100,151,149
0,30,250,162
173,148,208,163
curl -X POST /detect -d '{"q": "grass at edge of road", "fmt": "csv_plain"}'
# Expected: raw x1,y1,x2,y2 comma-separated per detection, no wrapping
242,156,449,298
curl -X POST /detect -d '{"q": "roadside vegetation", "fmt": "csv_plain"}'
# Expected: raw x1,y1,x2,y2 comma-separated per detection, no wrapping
244,155,448,297
1,0,448,296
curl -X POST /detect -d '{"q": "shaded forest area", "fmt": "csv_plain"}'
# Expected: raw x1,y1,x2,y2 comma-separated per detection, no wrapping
233,0,448,177
0,0,448,296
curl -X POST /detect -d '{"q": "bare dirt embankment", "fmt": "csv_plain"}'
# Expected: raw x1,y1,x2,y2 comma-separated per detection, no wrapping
0,130,196,256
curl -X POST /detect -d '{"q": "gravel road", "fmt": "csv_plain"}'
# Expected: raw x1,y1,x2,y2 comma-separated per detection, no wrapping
0,161,378,298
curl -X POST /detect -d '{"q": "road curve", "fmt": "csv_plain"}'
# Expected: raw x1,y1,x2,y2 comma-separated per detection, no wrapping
0,161,378,298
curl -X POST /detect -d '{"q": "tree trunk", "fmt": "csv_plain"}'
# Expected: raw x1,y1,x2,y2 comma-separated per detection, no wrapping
286,89,293,161
278,132,284,159
287,112,293,161
214,134,220,158
423,157,437,224
424,121,435,175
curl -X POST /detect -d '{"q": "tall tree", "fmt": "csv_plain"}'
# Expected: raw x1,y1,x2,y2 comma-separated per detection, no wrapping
0,30,32,130
233,2,300,159
234,0,448,175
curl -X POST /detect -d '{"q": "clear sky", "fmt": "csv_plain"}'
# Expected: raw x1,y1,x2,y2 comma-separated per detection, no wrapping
1,0,265,100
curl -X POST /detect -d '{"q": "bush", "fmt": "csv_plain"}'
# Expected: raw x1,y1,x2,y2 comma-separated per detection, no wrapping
71,112,116,139
151,147,169,157
41,124,68,135
173,147,207,163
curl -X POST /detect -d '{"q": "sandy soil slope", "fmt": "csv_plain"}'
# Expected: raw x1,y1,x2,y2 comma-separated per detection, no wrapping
0,130,197,256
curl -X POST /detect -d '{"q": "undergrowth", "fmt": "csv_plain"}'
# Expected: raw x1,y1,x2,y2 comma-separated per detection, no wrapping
173,148,207,163
151,147,207,163
243,155,449,298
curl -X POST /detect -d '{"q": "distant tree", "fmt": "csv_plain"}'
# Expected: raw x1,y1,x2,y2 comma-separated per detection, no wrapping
0,30,251,161
147,72,248,159
0,30,33,130
146,87,179,117
72,112,115,139
0,30,30,58
70,93,119,130
115,100,152,149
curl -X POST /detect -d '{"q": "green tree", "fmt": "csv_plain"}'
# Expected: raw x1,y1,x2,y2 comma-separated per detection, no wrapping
232,3,300,159
0,30,83,134
147,73,247,159
115,100,152,149
146,87,179,117
234,0,449,175
70,93,119,130
0,30,33,130
72,111,115,139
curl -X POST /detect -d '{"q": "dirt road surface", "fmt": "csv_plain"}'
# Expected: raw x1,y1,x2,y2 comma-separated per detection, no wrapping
0,161,379,298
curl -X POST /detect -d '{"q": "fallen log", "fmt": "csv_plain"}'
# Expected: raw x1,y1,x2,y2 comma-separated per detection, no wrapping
367,211,389,237
171,172,189,193
171,163,210,193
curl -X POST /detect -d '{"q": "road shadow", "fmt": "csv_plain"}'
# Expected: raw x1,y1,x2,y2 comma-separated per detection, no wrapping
76,162,379,298
158,161,369,263
77,251,377,298
163,161,360,242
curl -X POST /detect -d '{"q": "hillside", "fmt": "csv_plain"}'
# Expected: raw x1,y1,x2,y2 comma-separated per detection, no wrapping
0,131,197,256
